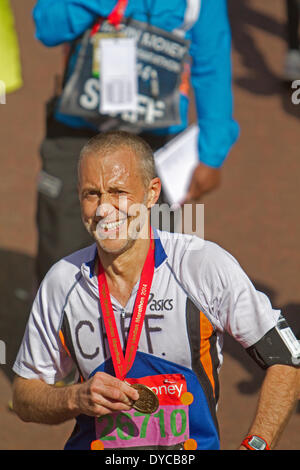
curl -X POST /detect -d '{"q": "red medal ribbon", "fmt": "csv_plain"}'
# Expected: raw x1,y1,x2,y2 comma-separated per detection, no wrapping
91,22,101,36
90,0,128,36
97,232,155,381
107,0,128,29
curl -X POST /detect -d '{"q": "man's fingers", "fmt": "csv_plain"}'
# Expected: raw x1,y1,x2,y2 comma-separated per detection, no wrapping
93,372,139,402
183,163,222,204
90,391,134,413
88,383,137,414
99,384,134,406
182,187,202,205
183,176,204,203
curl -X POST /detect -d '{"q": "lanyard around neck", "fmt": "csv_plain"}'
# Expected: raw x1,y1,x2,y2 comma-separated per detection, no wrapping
91,0,128,35
108,0,129,28
97,234,155,381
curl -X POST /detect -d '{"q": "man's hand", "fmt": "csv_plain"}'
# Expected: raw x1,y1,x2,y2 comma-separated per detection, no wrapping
74,372,139,417
13,372,139,425
183,162,221,204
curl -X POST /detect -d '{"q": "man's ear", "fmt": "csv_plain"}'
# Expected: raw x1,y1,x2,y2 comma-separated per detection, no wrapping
146,177,161,208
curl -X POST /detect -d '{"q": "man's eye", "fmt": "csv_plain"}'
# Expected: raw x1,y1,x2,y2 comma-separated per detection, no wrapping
84,190,98,198
115,190,127,195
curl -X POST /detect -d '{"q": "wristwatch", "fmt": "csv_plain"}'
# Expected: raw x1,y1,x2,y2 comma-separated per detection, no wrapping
241,435,270,450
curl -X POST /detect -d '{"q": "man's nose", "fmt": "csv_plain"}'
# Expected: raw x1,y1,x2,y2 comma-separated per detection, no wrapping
96,193,114,218
96,204,112,219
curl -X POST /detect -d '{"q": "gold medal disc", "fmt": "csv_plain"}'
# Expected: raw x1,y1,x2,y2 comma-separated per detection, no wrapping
131,383,159,414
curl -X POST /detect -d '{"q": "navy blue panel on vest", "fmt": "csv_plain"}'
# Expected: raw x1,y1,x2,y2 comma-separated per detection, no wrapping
64,351,219,450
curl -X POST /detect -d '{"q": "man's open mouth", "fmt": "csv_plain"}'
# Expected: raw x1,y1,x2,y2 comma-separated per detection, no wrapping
97,217,127,233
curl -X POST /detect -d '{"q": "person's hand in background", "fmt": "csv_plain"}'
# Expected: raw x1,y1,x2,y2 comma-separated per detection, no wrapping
183,162,221,203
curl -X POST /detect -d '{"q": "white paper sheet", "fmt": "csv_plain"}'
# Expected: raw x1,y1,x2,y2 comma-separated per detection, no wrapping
154,124,199,207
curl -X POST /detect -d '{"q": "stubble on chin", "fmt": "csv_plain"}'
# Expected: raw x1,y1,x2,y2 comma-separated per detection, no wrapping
82,195,149,253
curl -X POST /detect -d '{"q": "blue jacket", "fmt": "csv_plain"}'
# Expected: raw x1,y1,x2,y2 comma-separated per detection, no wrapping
33,0,239,168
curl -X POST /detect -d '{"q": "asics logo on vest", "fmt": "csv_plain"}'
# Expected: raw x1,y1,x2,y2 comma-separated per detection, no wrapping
148,293,173,311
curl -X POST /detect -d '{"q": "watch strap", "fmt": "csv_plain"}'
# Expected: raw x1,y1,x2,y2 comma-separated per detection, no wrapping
241,435,270,450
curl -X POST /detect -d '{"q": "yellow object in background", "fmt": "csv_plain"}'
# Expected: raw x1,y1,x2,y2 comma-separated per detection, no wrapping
0,0,22,93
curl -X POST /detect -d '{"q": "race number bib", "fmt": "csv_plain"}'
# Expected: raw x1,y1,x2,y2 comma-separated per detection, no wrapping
58,19,190,129
91,373,194,450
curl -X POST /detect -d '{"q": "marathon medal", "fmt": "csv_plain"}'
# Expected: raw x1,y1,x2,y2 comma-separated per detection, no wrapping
97,231,157,414
130,383,159,414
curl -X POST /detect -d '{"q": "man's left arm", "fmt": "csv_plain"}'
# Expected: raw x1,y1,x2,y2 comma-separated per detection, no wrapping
182,241,300,449
239,364,299,450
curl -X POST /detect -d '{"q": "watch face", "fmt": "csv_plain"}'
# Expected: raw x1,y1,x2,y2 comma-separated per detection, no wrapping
249,436,267,450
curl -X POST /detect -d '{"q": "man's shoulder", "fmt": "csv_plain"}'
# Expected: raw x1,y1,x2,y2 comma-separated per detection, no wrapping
41,243,97,290
155,229,239,274
156,229,218,257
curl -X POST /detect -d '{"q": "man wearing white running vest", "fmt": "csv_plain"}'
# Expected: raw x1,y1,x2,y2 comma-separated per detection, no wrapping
12,131,300,450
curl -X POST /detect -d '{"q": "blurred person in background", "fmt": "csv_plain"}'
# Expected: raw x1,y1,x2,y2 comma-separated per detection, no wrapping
0,0,23,97
33,0,239,286
283,0,300,81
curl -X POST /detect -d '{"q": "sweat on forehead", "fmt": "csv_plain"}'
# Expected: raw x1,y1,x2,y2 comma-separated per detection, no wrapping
78,130,156,186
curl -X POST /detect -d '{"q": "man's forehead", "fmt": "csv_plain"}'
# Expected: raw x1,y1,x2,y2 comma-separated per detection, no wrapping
81,145,139,170
79,145,143,185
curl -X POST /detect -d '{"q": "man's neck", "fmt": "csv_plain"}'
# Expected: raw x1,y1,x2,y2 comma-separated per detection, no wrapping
96,232,152,306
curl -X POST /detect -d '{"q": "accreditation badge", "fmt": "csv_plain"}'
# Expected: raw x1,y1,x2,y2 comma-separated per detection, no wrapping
58,18,190,129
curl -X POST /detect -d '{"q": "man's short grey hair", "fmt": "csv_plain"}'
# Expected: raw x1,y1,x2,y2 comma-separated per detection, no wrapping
78,130,156,187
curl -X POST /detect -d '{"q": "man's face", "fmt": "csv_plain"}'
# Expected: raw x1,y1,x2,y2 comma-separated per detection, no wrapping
78,146,159,255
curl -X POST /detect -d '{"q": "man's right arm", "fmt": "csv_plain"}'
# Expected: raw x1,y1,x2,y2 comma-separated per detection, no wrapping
12,372,139,425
